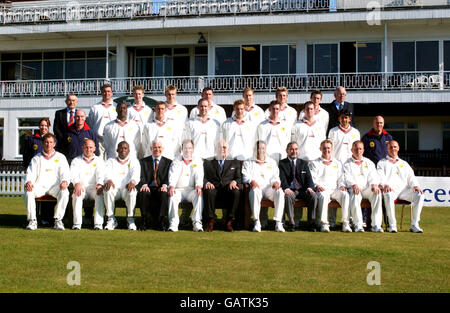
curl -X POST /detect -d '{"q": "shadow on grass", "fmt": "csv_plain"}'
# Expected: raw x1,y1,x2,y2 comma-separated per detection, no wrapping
0,213,27,229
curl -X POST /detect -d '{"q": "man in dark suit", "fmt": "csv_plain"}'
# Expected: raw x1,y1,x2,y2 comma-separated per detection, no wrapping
137,140,172,231
279,141,318,232
203,140,242,232
54,93,78,156
322,86,354,136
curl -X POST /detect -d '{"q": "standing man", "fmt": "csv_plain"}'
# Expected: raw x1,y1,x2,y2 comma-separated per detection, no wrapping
377,140,425,233
137,140,172,231
309,140,351,232
163,85,188,131
24,133,70,231
232,88,265,125
242,141,285,233
54,93,78,156
264,87,298,127
203,140,242,232
167,140,204,232
298,90,329,132
189,87,227,125
87,84,117,159
322,86,354,136
103,102,142,160
128,85,152,126
70,139,105,230
183,98,221,161
222,99,257,161
103,141,141,231
66,109,99,164
279,142,317,232
343,141,383,233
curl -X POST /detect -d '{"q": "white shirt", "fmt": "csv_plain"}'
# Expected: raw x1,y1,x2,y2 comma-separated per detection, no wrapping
190,102,227,125
221,117,257,161
142,118,181,160
309,157,345,191
70,155,105,188
168,156,204,189
183,117,221,160
127,104,152,126
104,156,141,190
299,106,329,131
165,102,188,131
86,101,117,139
291,119,326,162
264,104,298,127
343,156,380,189
377,156,419,192
328,125,361,164
257,119,292,163
242,157,281,188
232,104,265,125
103,119,142,159
26,151,70,190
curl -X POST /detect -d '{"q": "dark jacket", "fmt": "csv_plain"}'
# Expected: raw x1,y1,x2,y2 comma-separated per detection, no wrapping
66,122,99,164
322,100,355,136
279,157,315,192
203,158,242,188
361,128,393,165
137,155,172,190
23,132,43,168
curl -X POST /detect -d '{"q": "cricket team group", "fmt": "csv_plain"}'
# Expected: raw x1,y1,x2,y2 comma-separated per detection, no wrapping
23,84,425,233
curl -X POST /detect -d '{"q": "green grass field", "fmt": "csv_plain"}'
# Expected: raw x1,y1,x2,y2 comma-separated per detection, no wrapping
0,196,449,293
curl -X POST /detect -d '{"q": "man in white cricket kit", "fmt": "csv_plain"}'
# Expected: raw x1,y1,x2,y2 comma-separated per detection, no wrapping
242,141,285,233
258,100,292,163
264,87,298,127
377,140,425,233
70,139,105,230
189,87,227,125
232,88,265,125
309,140,351,232
142,101,180,160
167,140,204,232
291,101,326,162
343,140,383,232
86,84,117,159
127,85,152,126
222,99,257,161
103,102,142,160
298,90,329,131
183,98,220,161
103,141,141,231
162,85,188,131
25,133,70,231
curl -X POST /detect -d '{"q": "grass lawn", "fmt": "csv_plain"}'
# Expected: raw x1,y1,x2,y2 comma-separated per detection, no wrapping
0,196,448,293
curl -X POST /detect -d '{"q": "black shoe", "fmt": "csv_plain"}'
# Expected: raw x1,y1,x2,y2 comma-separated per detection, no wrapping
287,224,296,232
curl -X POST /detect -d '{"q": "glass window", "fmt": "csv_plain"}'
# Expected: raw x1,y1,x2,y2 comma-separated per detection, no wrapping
21,61,42,80
195,46,208,55
195,56,207,75
358,43,381,72
444,41,450,71
393,42,414,72
43,52,64,59
215,47,240,75
1,53,20,61
262,45,288,74
443,122,450,152
22,52,42,61
18,118,43,156
308,44,338,73
154,56,172,76
136,49,153,57
289,45,296,74
65,60,86,79
0,118,3,160
155,48,172,57
385,122,419,151
174,48,189,55
86,59,106,78
416,41,439,72
136,57,153,77
65,51,85,59
1,62,20,80
87,50,105,58
43,60,63,79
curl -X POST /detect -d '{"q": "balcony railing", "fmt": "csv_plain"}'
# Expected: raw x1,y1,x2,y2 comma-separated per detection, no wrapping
0,71,449,97
0,0,448,25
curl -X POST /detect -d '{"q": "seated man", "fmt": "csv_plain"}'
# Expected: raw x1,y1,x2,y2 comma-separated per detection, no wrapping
309,140,351,232
103,141,141,231
343,141,383,233
167,140,204,232
137,140,172,231
242,141,285,233
377,140,425,233
279,141,317,232
70,139,105,230
203,140,242,232
24,133,70,231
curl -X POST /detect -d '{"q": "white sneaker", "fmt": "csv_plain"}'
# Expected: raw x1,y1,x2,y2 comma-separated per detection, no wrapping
26,220,37,230
275,222,285,233
320,224,330,232
253,221,261,232
54,219,65,231
410,225,423,233
372,226,384,233
355,225,365,232
94,224,103,230
193,222,204,232
127,218,137,231
342,223,352,233
72,224,81,230
168,226,178,232
388,226,398,233
105,217,118,230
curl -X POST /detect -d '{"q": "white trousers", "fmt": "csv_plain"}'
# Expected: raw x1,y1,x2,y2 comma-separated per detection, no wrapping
350,188,382,228
317,189,350,225
383,188,424,228
72,187,105,226
104,187,137,218
249,186,284,222
24,183,69,221
168,188,203,228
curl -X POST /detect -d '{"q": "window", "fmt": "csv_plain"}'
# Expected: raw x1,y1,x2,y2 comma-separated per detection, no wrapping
0,119,3,160
443,41,450,71
194,46,208,76
134,47,191,77
357,43,382,72
262,45,288,74
18,118,43,157
307,43,338,73
384,122,419,151
215,47,240,75
393,41,439,72
443,122,450,152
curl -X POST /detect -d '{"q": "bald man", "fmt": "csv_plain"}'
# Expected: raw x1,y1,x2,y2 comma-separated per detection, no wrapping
362,116,393,165
322,86,354,136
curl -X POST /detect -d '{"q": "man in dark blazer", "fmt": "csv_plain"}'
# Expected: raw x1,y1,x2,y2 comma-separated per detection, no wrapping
203,140,242,232
322,86,354,136
137,140,172,231
54,93,78,156
279,141,318,232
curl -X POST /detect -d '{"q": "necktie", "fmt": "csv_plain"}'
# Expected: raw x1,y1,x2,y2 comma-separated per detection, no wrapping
153,159,159,187
339,103,344,111
218,160,224,172
291,160,301,190
68,110,74,126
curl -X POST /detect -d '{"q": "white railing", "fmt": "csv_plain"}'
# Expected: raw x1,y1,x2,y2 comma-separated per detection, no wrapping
1,0,447,25
0,171,26,196
0,71,449,97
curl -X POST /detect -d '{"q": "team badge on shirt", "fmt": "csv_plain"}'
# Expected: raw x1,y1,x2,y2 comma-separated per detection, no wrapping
370,141,375,148
67,137,72,143
54,159,59,163
33,144,38,150
192,164,197,168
